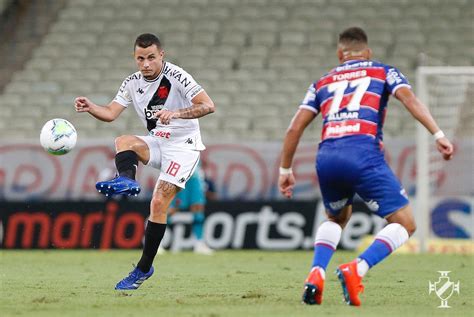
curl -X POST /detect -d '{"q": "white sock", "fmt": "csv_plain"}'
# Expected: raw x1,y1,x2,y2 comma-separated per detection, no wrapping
314,220,342,250
357,223,410,277
356,258,370,277
376,223,410,251
312,221,342,280
312,266,326,280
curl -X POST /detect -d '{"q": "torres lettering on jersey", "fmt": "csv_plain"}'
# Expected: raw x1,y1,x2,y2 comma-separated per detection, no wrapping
332,70,367,81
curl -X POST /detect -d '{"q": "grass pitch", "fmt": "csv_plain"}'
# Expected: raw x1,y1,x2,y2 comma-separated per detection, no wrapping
1,250,472,317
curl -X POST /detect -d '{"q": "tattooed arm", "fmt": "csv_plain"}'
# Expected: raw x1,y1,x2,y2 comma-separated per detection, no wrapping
181,90,215,118
155,91,215,124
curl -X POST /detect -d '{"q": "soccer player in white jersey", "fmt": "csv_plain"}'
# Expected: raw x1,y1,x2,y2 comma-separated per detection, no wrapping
279,27,453,306
74,33,215,290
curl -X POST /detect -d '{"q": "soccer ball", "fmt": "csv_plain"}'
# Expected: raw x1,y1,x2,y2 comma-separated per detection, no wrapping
40,118,77,155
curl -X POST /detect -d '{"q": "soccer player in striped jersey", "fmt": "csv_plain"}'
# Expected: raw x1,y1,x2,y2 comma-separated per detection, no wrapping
278,27,453,306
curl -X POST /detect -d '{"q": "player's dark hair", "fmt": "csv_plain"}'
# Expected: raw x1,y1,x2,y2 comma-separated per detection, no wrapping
338,27,368,45
134,33,162,50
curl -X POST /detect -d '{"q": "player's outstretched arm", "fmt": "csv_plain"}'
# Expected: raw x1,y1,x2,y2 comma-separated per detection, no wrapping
279,109,316,198
395,87,454,160
74,97,125,122
155,91,215,125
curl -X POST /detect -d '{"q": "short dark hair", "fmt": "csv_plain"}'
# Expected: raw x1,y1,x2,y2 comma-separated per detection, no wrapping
134,33,162,50
338,27,368,45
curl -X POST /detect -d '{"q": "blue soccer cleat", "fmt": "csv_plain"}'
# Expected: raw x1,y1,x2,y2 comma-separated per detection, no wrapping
115,265,154,290
96,176,141,197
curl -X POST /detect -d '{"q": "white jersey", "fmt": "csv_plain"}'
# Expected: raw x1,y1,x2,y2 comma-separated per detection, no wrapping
114,61,205,150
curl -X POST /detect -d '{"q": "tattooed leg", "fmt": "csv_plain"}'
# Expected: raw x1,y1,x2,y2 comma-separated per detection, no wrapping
149,180,180,223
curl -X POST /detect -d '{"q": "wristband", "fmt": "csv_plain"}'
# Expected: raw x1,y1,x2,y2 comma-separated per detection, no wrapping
434,130,445,140
279,167,293,175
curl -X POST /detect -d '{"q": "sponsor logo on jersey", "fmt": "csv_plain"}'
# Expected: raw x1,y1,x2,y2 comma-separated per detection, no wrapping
163,63,193,88
325,123,361,136
145,77,172,131
335,61,373,72
400,188,408,199
119,73,141,93
189,86,202,99
327,111,359,121
329,198,348,210
153,130,171,139
137,88,144,94
387,68,403,85
144,106,166,120
365,200,379,212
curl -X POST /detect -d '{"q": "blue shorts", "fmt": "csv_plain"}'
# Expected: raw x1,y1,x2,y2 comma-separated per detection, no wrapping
316,141,409,218
170,168,206,210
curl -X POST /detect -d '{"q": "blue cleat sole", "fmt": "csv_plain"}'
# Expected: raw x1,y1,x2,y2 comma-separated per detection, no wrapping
335,268,351,305
96,183,141,197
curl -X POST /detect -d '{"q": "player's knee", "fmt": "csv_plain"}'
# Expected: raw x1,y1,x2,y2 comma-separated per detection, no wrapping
115,135,132,150
405,221,416,237
327,213,351,228
115,135,140,152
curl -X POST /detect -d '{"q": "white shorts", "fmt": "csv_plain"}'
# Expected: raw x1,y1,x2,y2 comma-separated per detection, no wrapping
137,135,200,188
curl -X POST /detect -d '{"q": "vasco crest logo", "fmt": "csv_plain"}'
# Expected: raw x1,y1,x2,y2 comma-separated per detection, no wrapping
429,271,460,308
158,86,169,99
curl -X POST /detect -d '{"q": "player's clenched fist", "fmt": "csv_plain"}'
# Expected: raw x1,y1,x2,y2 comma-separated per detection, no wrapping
436,137,454,161
74,96,92,112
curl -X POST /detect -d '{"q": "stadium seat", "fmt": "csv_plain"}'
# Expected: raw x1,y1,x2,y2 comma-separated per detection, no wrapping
0,0,471,141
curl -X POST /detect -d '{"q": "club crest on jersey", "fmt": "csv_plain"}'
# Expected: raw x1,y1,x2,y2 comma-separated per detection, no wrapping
145,76,172,131
157,86,169,99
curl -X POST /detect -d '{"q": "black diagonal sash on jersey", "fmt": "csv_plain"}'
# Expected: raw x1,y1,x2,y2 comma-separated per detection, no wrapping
145,76,172,131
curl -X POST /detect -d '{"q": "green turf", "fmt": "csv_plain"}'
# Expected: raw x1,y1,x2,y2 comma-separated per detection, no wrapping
0,250,472,317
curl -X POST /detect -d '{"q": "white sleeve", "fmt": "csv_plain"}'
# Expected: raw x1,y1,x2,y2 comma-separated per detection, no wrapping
179,68,204,102
113,78,132,107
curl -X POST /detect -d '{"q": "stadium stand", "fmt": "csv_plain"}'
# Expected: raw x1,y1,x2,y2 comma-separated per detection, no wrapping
0,0,472,141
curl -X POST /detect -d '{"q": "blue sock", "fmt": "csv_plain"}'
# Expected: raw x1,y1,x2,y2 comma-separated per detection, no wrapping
358,239,392,268
312,243,336,270
192,212,205,241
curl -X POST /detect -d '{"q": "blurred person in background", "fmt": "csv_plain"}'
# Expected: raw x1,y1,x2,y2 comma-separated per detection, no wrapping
168,162,214,255
279,27,453,306
74,33,215,290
